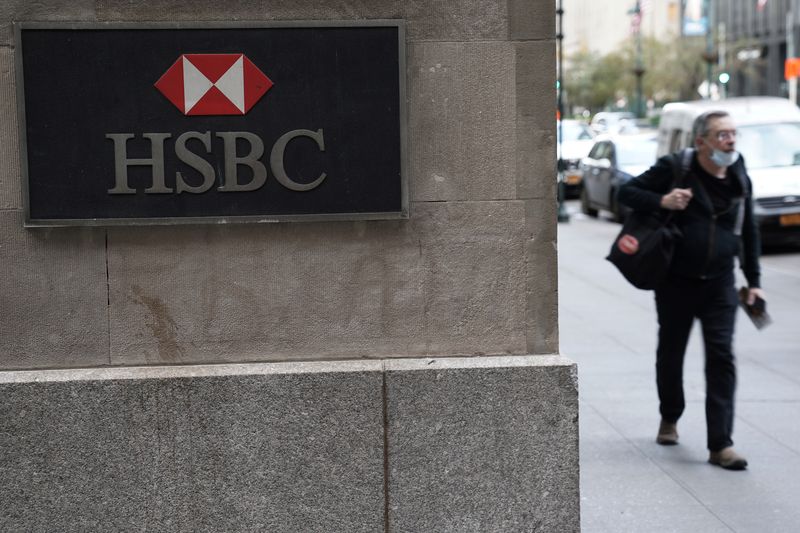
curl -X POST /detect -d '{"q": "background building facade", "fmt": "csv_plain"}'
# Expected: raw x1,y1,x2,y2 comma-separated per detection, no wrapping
563,0,682,57
716,0,800,99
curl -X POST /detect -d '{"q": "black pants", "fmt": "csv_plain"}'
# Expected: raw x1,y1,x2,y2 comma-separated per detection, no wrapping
654,271,738,451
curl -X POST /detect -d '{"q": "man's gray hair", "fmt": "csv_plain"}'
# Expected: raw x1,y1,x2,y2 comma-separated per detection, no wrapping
692,110,731,141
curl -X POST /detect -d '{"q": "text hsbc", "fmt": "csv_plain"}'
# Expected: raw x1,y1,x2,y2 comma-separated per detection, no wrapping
105,129,327,194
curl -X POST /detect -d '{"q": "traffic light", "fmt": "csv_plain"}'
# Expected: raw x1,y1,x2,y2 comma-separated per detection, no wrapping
718,72,730,84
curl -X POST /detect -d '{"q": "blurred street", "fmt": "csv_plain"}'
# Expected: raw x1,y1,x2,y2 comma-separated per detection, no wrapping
558,201,800,533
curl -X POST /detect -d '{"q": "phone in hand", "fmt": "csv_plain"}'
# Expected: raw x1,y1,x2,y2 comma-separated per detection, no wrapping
738,287,772,330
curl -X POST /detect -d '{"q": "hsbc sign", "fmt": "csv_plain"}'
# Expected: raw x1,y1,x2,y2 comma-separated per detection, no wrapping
15,22,407,225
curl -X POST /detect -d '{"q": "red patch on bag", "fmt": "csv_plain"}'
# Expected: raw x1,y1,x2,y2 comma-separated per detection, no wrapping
618,234,639,255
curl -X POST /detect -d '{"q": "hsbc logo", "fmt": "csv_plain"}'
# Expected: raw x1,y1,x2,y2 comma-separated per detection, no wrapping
154,53,273,115
106,52,326,196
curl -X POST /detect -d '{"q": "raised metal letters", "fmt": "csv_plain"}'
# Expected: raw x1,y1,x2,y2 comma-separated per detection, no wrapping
175,131,215,194
217,132,266,192
271,129,327,192
106,129,326,194
106,133,171,194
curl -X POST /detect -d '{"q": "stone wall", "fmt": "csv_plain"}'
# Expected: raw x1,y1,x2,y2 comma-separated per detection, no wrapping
0,0,557,370
0,2,578,532
1,356,578,532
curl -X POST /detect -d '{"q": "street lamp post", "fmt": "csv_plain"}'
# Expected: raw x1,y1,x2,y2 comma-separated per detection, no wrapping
557,0,570,223
632,0,646,118
702,0,717,99
718,21,727,99
634,50,645,117
788,3,798,104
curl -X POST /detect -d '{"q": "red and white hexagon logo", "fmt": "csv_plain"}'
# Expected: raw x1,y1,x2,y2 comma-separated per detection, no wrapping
154,53,273,115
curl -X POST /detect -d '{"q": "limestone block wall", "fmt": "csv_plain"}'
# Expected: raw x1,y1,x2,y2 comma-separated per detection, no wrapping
0,4,578,532
0,356,579,532
0,0,557,370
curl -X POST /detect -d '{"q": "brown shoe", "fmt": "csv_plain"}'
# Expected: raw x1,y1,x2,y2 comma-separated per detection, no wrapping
709,447,748,470
656,420,679,445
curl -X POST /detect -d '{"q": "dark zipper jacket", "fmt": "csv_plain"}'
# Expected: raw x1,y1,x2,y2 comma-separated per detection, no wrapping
618,150,761,288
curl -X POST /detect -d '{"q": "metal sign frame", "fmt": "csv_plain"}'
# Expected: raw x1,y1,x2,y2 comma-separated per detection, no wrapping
14,21,408,227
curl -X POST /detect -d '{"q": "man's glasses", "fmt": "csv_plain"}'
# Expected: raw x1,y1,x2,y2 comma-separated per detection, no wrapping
710,130,737,141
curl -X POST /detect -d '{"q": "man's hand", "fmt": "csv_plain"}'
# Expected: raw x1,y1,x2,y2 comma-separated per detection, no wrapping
747,287,765,306
661,188,694,210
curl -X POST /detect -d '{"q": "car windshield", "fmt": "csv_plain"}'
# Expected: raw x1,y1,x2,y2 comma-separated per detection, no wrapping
736,123,800,169
617,137,658,167
558,122,593,142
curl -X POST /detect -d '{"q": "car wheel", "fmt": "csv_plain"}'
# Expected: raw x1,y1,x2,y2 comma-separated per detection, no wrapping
581,187,598,217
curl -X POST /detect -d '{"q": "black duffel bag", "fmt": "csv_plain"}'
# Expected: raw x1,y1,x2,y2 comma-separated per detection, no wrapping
606,211,682,290
605,148,691,290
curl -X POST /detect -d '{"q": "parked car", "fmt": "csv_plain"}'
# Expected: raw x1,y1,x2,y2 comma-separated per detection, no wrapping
557,119,595,198
579,132,658,222
658,96,800,246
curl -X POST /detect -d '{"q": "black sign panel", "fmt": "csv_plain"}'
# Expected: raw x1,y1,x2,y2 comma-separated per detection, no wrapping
16,22,407,225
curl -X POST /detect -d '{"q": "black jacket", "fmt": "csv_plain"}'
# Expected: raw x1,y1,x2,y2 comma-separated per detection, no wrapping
618,151,761,287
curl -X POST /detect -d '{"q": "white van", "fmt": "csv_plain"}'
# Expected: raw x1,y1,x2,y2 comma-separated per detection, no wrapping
658,96,800,246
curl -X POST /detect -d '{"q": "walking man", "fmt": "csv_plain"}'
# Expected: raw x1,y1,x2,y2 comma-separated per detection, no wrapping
618,110,764,470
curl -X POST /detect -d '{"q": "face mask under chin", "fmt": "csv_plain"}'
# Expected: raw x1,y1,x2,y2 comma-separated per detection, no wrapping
710,148,740,167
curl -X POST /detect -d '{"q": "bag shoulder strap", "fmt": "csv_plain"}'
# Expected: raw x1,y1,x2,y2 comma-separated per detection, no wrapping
673,148,693,187
733,164,748,236
733,198,746,236
668,147,693,190
731,159,750,198
663,148,693,224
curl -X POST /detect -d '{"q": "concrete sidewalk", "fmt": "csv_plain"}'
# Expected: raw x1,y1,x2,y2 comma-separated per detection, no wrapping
558,207,800,533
